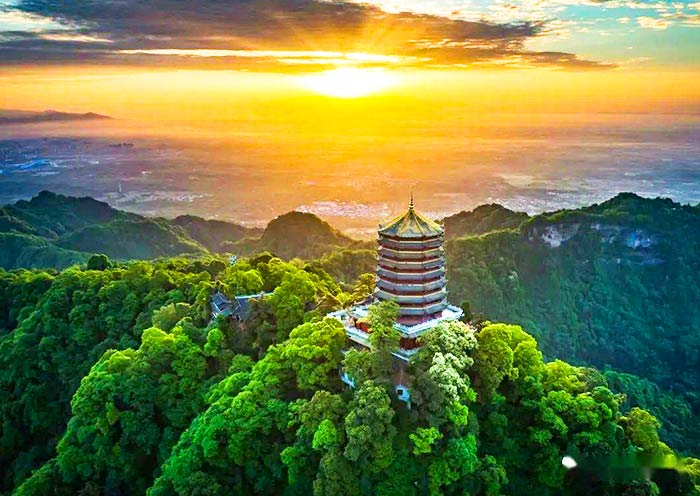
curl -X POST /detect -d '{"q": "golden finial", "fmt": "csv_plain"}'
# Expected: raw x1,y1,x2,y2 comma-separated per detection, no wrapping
409,190,414,210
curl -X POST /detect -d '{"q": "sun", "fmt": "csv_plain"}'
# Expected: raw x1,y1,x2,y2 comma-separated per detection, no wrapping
298,67,396,98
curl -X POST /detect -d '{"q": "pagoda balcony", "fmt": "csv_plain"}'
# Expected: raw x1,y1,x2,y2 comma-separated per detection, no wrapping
327,305,465,348
379,239,443,251
378,252,443,264
377,257,444,271
375,289,447,305
396,300,449,316
378,238,443,250
377,273,444,286
376,290,445,301
376,278,445,293
378,246,443,260
376,266,445,280
347,326,371,348
375,283,446,298
389,291,447,305
396,297,447,308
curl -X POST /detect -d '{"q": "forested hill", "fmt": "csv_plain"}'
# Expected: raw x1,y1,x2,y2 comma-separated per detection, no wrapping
0,191,236,267
446,193,700,453
443,203,529,239
3,190,700,457
1,254,699,495
0,192,366,269
231,211,370,260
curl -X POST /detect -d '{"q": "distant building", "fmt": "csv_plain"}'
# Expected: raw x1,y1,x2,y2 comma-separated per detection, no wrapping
211,290,271,321
328,195,463,403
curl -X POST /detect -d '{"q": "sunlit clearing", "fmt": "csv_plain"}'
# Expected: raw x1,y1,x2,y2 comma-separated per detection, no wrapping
298,67,396,98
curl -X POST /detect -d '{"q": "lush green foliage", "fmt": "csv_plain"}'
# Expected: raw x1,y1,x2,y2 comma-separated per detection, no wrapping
317,248,377,285
0,268,55,332
604,370,699,454
1,257,697,495
56,218,208,259
2,190,132,238
0,232,88,269
446,193,700,454
171,215,263,253
0,252,352,493
2,191,700,494
0,259,214,491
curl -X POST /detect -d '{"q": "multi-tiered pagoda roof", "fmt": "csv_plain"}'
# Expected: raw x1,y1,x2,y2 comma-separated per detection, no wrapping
377,197,443,238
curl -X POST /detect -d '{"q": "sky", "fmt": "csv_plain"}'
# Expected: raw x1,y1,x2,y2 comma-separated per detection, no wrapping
0,0,698,117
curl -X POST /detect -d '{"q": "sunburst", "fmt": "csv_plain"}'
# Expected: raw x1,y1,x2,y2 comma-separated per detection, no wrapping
298,67,396,98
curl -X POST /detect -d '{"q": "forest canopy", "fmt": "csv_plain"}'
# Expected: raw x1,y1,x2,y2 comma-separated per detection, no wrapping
0,252,698,495
2,191,700,494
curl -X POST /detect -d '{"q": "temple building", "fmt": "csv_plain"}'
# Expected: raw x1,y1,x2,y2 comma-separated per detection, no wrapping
329,196,463,390
211,290,272,321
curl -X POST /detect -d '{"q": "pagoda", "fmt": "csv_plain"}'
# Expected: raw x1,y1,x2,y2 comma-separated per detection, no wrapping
375,194,448,326
328,195,463,363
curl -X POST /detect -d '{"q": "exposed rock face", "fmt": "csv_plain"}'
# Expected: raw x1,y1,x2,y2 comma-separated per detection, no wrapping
591,223,658,249
530,221,659,252
529,223,581,248
625,230,657,249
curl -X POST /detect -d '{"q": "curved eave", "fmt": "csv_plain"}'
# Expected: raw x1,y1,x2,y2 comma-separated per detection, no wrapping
376,278,446,292
375,287,447,302
378,246,444,258
378,258,444,271
396,301,448,315
377,266,445,278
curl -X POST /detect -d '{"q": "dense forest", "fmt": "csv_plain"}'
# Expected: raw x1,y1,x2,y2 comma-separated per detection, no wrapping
444,193,700,454
1,253,699,495
1,191,700,494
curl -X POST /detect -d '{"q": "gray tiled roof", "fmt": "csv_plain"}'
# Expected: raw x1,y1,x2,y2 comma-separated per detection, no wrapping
211,291,272,320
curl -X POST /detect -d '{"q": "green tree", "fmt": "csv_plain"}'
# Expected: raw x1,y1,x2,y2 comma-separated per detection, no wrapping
471,323,516,401
344,381,396,473
620,407,662,453
86,253,111,271
150,318,347,495
460,299,474,322
351,273,375,303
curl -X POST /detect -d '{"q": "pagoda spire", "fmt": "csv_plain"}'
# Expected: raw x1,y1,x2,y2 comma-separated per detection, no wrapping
409,190,414,211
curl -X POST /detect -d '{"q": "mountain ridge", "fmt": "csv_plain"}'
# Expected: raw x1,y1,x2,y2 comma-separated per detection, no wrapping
0,191,364,269
0,109,112,125
3,190,697,271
